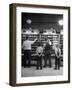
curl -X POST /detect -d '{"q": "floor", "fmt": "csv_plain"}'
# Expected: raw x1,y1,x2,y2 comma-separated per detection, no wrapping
21,59,63,77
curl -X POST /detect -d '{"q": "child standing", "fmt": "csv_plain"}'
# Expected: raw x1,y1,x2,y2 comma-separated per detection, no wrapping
36,43,43,70
54,44,61,70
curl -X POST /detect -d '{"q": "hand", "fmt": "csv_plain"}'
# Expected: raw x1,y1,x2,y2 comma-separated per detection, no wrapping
57,55,60,58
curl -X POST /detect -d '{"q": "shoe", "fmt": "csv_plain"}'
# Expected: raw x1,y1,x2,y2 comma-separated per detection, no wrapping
58,68,60,70
48,66,52,68
40,68,42,70
54,68,57,70
36,68,39,70
44,66,46,68
28,65,31,68
23,66,26,68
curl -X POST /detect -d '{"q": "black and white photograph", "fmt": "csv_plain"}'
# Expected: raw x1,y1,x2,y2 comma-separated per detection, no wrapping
9,3,70,86
21,13,63,77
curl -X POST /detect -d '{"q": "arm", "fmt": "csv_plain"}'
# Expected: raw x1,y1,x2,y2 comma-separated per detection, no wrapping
58,48,61,57
47,39,52,45
36,47,39,55
55,50,58,57
43,43,46,49
55,48,61,58
31,38,37,44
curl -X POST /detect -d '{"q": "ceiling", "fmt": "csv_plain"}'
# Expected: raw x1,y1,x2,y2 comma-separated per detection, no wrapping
21,12,63,32
22,12,63,23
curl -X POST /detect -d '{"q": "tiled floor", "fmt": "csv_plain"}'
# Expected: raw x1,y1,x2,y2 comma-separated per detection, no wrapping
21,59,63,77
21,66,63,77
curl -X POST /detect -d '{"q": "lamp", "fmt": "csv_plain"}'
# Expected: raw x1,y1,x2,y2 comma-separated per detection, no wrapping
58,20,63,26
26,19,32,24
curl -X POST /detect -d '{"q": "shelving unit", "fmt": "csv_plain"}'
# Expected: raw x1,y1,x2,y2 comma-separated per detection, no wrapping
21,31,63,66
21,33,63,56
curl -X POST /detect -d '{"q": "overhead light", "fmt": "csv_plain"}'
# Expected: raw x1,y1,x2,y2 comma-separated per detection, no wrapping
26,19,32,24
58,20,63,26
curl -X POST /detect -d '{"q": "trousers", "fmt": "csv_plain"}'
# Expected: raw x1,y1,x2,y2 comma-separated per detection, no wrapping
23,50,31,67
44,53,51,67
37,55,42,69
55,56,60,69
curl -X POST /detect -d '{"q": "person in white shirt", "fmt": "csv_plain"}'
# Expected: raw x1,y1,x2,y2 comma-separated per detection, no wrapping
22,36,37,67
54,44,61,70
36,43,43,70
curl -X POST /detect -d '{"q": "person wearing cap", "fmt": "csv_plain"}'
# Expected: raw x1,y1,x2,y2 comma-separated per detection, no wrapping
22,35,37,67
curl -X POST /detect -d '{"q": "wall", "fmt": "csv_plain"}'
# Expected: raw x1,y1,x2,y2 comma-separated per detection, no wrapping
0,0,72,90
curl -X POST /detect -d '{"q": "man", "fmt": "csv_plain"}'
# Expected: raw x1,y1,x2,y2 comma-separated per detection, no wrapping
43,38,52,68
54,44,61,70
36,43,43,70
22,35,37,67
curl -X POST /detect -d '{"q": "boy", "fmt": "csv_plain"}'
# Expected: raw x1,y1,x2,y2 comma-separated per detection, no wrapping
54,44,61,70
36,43,43,70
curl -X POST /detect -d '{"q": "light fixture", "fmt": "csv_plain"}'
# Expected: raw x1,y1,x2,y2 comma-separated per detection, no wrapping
26,19,32,24
58,20,63,26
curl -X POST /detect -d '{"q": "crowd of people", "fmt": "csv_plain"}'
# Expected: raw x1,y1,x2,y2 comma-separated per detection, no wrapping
22,35,61,70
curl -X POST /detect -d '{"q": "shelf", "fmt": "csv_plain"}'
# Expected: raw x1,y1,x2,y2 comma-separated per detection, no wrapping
22,33,63,56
